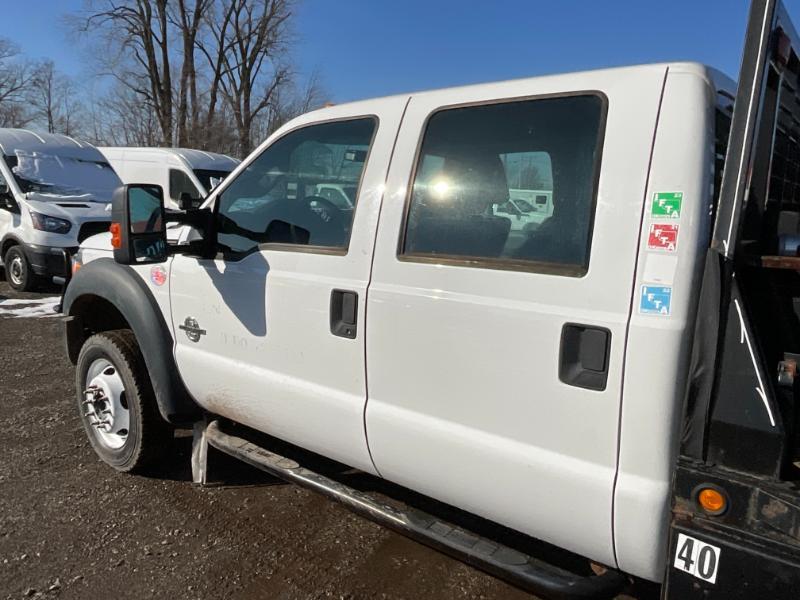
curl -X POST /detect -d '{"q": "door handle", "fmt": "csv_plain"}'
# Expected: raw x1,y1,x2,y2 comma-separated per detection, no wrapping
559,323,611,391
330,289,358,339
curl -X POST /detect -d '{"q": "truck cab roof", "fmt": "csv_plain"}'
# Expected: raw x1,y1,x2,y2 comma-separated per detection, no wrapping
303,62,738,122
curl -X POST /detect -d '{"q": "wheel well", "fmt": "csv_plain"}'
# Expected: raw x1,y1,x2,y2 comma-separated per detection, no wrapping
1,238,19,260
66,295,132,363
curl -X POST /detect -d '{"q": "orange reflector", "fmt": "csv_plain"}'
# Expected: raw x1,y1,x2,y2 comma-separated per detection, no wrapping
698,488,727,514
71,261,81,276
110,222,122,249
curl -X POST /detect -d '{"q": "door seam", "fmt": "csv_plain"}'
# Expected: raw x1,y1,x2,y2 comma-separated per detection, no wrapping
361,96,413,478
610,66,670,568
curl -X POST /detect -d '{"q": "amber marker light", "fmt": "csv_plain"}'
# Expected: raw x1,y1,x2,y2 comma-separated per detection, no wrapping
110,222,122,249
697,487,727,515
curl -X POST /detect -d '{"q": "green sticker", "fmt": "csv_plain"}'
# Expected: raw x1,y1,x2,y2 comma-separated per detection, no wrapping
652,192,683,218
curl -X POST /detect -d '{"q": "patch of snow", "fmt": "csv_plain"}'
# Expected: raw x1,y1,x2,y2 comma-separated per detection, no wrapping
0,296,60,319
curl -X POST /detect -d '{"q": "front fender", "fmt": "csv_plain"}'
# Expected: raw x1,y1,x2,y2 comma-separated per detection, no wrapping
63,258,200,424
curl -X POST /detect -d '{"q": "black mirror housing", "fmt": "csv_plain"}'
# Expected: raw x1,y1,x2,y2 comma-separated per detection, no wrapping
111,184,168,265
179,191,201,211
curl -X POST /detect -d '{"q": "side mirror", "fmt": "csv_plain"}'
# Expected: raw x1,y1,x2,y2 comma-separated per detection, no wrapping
111,184,168,265
0,182,14,210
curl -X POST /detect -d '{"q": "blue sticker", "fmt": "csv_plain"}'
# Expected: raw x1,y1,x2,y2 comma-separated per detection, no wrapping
640,285,672,315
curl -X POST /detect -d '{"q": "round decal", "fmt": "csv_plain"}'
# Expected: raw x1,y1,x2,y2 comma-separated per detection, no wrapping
150,265,167,286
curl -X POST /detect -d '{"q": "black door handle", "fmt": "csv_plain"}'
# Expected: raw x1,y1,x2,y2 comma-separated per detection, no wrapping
559,323,611,391
330,289,358,339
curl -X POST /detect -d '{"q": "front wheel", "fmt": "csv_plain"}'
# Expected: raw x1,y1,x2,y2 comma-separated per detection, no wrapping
76,330,173,473
4,245,37,292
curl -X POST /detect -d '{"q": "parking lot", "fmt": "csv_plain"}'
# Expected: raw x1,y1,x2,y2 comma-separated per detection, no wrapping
0,278,552,600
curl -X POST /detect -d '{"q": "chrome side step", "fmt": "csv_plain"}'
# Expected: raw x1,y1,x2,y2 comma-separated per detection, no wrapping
193,420,627,600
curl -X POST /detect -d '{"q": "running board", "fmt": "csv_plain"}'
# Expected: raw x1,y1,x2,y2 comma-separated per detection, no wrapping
193,420,627,600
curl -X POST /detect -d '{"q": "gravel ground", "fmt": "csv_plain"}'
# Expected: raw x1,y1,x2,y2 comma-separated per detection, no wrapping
0,277,655,600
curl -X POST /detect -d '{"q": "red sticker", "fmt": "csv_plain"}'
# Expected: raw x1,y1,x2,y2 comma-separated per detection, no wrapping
648,223,679,252
150,265,168,286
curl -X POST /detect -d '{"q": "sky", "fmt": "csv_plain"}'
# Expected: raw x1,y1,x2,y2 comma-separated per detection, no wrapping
3,1,800,103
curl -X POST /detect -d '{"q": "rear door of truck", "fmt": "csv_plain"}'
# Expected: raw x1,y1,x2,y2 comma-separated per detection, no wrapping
364,67,667,568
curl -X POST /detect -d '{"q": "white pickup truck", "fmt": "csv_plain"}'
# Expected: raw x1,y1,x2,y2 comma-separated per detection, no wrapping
61,2,800,597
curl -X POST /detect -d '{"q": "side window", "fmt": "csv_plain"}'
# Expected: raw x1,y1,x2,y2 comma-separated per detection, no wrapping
169,169,201,202
401,95,605,274
216,117,376,254
0,170,11,209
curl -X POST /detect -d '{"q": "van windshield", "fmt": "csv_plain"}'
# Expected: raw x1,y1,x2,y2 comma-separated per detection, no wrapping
193,168,232,193
4,151,121,201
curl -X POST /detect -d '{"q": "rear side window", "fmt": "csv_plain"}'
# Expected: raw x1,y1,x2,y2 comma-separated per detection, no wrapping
401,94,605,275
216,117,376,254
169,169,201,202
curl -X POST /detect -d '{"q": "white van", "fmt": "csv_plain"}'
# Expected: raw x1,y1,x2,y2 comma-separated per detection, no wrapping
0,129,121,291
99,147,239,210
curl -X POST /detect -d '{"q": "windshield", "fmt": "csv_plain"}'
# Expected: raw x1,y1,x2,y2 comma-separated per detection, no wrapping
193,169,233,193
4,151,121,200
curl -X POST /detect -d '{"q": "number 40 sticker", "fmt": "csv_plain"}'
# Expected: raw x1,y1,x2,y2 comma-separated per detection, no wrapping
674,533,721,584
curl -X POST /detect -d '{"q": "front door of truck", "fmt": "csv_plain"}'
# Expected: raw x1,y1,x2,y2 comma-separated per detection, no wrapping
168,98,407,472
365,70,666,568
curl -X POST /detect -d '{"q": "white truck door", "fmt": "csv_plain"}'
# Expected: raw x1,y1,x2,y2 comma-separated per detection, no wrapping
365,67,667,568
168,97,408,473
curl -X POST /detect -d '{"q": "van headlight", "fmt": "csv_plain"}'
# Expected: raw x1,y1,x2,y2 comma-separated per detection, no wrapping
30,211,72,234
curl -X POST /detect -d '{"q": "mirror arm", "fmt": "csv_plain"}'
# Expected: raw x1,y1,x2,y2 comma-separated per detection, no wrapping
166,206,212,230
165,206,216,259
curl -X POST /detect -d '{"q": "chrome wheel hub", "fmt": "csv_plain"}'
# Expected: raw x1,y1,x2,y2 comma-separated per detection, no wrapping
83,359,129,450
8,255,23,286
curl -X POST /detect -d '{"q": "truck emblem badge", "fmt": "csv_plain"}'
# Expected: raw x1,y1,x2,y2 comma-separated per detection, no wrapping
651,191,683,219
647,223,679,252
639,285,672,316
179,317,206,342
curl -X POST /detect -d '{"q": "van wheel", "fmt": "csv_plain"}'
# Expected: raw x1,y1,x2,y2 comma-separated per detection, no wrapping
4,245,37,292
76,330,173,473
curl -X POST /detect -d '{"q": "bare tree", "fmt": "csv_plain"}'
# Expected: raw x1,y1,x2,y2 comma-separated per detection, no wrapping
91,81,161,146
194,0,235,149
171,0,211,146
28,60,84,135
250,69,326,144
79,0,174,145
30,61,58,133
73,0,321,156
0,38,33,128
199,0,292,156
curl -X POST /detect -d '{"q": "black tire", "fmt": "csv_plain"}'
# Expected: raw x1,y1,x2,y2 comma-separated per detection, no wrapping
3,245,37,292
76,329,173,473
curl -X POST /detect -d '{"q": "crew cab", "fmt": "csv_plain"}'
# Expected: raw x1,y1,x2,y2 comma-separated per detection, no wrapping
61,2,800,597
0,129,121,291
